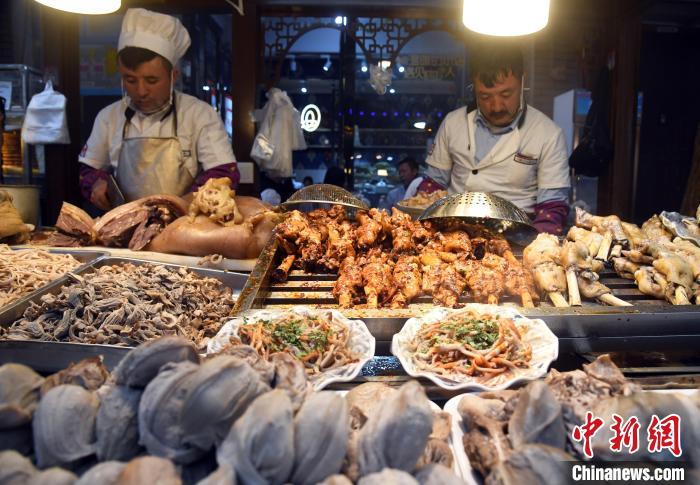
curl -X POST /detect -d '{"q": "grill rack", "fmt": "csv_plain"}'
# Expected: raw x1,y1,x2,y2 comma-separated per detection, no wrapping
234,237,700,357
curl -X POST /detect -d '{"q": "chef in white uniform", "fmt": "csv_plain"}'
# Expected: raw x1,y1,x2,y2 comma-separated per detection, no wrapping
425,41,570,234
78,8,239,209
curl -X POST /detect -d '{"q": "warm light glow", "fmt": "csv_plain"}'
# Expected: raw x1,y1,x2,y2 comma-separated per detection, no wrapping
463,0,549,36
377,169,389,177
35,0,121,14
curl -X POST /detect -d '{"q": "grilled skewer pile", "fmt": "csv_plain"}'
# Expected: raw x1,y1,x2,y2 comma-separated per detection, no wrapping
274,206,538,309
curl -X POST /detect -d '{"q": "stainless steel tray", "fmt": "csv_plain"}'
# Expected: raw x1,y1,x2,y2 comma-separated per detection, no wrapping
1,249,108,313
0,256,249,372
235,238,700,357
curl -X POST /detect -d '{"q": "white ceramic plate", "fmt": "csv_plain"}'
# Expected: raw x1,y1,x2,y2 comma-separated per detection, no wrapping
208,306,375,391
443,394,480,485
391,304,559,391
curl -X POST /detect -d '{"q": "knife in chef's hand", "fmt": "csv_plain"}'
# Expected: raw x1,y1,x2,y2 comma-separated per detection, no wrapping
107,175,126,207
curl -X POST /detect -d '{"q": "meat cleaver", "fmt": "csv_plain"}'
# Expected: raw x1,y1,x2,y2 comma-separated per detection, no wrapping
107,175,126,207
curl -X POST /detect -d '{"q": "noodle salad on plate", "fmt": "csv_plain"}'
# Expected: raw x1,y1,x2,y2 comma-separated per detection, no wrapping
208,307,375,390
392,304,558,391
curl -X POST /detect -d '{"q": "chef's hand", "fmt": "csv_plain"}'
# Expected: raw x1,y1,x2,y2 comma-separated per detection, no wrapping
90,178,112,211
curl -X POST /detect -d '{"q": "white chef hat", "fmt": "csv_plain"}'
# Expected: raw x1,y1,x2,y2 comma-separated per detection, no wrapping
118,8,191,66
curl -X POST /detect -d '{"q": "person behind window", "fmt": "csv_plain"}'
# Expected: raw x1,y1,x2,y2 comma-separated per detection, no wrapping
421,40,570,235
382,157,424,209
78,8,239,210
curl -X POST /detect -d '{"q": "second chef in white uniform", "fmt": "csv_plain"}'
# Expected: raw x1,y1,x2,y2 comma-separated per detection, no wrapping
424,40,571,234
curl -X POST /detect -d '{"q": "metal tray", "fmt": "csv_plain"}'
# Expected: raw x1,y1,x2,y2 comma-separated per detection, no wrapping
0,256,249,372
235,238,700,357
1,248,108,313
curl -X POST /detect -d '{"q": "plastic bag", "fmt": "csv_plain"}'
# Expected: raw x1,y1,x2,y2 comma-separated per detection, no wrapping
21,81,70,145
250,88,306,178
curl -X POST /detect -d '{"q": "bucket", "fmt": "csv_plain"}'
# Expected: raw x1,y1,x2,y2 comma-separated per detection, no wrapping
0,184,40,226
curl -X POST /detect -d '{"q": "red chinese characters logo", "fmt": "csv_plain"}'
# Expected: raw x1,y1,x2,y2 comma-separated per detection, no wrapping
571,413,683,459
647,414,682,457
609,414,641,453
572,411,605,459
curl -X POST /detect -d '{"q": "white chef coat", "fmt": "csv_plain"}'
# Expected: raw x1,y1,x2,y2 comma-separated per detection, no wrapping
426,104,570,214
79,91,236,180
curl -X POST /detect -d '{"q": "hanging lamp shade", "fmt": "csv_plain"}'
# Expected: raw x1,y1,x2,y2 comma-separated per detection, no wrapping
463,0,550,36
35,0,121,15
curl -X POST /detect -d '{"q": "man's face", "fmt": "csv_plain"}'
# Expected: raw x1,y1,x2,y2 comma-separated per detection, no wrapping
398,163,417,186
474,71,522,128
119,57,176,114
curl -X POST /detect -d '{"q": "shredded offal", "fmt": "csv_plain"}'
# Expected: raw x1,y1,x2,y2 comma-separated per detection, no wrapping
1,262,236,351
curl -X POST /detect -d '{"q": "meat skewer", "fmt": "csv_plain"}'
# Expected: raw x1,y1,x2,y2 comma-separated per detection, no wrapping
462,254,507,305
487,238,536,308
523,234,569,308
559,241,587,306
272,255,295,282
567,226,603,258
576,207,628,260
391,255,422,308
595,230,614,261
612,257,640,280
333,256,364,308
361,253,396,308
578,270,632,306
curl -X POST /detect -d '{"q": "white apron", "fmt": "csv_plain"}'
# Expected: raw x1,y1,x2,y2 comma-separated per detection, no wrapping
116,98,193,202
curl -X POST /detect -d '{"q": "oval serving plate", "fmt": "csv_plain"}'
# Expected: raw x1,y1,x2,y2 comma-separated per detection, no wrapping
208,306,375,391
391,304,558,392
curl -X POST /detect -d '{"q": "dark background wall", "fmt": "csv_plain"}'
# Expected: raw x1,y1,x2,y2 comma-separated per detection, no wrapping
635,29,700,222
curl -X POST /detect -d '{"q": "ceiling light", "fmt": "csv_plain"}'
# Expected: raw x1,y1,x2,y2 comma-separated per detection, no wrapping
301,87,308,93
375,154,383,160
335,16,347,25
360,61,368,73
463,0,550,36
389,88,396,94
322,56,332,72
398,65,405,73
35,0,120,14
387,156,394,162
413,121,426,130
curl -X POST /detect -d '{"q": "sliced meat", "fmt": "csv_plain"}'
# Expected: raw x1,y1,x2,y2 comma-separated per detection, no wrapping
95,195,188,248
54,202,96,244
